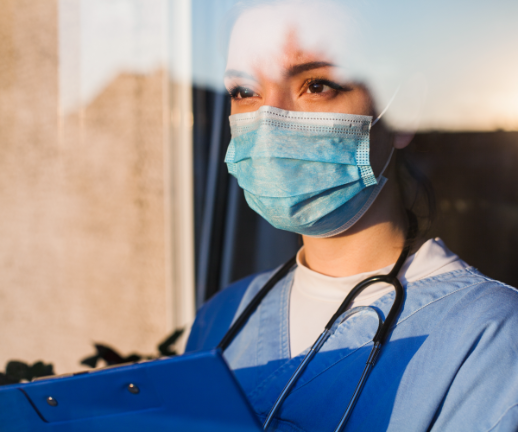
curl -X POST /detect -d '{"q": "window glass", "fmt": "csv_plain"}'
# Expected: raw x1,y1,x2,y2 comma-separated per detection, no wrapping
1,0,517,379
192,0,518,301
0,0,193,376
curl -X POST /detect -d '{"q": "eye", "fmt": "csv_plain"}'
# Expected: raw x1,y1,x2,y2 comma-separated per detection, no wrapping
304,78,348,95
229,86,259,99
307,82,332,94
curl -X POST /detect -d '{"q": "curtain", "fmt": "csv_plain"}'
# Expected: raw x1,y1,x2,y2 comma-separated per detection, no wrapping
192,87,300,308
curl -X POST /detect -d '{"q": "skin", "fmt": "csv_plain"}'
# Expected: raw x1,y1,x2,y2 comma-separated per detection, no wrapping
225,14,415,277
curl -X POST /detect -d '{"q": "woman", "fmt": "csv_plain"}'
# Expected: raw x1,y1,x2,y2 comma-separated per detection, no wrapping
187,1,518,431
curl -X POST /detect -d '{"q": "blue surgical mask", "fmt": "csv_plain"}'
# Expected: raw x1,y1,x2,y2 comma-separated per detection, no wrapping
225,105,389,237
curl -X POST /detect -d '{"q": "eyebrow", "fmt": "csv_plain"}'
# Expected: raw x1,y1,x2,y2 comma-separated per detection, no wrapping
224,61,335,82
285,61,335,78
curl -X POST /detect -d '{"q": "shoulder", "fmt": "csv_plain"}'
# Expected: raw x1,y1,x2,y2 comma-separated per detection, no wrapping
399,267,518,349
408,266,518,314
185,270,275,353
423,270,518,431
450,267,518,315
460,268,518,334
410,267,518,360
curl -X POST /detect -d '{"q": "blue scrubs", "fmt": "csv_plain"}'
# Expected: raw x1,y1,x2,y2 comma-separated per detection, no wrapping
186,267,518,431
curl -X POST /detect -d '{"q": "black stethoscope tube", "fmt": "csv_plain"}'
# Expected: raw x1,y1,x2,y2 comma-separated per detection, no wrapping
218,211,417,430
217,255,297,352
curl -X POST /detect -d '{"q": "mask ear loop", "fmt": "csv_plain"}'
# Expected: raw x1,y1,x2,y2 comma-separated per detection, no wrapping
371,84,401,127
376,147,394,181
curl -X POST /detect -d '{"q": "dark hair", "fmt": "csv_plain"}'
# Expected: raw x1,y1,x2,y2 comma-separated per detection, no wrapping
395,146,436,236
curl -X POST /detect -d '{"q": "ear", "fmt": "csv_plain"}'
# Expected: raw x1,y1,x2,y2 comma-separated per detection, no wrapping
393,132,414,149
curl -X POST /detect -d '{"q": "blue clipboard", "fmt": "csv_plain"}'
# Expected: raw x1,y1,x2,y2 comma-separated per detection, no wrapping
0,349,262,431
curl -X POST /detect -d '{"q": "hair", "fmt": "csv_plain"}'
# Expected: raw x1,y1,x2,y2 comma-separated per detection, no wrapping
395,146,436,236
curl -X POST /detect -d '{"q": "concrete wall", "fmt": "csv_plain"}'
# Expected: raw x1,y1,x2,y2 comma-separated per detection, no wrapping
0,0,176,373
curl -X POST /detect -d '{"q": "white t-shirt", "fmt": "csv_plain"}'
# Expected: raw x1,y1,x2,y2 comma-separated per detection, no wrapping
290,238,469,356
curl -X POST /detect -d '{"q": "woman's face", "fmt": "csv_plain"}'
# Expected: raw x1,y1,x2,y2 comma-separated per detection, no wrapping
224,5,394,176
225,37,374,118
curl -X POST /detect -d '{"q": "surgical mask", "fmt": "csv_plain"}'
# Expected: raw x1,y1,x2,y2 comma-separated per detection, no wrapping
225,105,391,237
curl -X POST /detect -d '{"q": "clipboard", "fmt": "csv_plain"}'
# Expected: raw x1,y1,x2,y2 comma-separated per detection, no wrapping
0,349,262,432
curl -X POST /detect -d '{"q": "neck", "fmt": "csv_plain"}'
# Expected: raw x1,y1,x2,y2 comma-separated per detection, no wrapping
302,176,410,278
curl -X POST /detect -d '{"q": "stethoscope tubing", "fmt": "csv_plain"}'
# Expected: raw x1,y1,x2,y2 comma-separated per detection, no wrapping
263,306,383,430
217,255,297,352
263,329,331,429
334,341,381,431
219,211,418,431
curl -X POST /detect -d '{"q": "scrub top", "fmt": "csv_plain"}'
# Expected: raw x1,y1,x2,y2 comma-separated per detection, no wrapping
186,267,518,432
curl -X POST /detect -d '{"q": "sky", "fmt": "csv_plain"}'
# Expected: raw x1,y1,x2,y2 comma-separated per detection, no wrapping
59,0,518,131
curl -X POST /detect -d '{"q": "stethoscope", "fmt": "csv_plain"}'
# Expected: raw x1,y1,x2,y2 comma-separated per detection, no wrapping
218,211,417,431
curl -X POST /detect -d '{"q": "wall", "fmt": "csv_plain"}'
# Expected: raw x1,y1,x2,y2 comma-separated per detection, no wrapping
0,0,176,373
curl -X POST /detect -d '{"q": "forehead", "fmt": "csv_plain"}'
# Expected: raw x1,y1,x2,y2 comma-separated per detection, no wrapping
226,1,356,80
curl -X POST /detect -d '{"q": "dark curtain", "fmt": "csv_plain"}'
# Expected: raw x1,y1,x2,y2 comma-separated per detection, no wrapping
412,131,518,287
192,87,299,308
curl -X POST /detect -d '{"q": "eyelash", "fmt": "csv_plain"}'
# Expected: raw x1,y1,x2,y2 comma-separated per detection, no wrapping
227,78,350,100
227,85,251,99
303,77,348,93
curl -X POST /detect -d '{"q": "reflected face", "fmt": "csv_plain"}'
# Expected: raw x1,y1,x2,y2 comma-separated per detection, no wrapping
224,3,393,176
225,25,374,117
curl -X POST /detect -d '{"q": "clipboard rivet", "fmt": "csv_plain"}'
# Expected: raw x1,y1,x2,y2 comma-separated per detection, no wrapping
128,383,140,394
46,396,58,407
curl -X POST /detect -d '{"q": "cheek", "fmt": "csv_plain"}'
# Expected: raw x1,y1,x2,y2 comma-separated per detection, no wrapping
301,89,374,116
349,90,375,117
230,98,262,115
